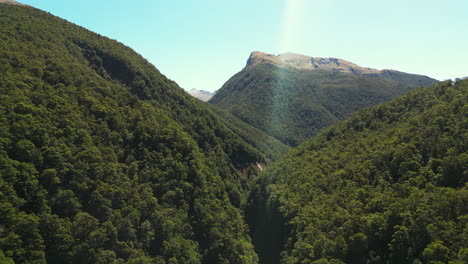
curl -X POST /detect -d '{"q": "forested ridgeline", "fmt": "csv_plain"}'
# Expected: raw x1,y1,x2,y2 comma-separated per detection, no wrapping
249,79,468,264
0,4,265,263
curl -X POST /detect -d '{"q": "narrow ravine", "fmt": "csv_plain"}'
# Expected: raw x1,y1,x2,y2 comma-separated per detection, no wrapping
246,183,286,264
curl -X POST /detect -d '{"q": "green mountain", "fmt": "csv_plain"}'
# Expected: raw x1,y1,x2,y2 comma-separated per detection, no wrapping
210,51,438,146
1,3,466,264
248,79,467,264
0,4,266,263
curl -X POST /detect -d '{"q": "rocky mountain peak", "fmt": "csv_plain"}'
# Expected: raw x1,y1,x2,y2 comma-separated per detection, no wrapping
246,51,380,75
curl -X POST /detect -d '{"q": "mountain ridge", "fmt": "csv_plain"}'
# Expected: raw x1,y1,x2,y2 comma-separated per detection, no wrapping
247,51,379,74
246,51,437,82
210,52,438,146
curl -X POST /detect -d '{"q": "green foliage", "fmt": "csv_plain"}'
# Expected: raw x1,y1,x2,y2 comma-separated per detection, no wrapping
254,79,468,263
207,105,290,162
0,250,15,264
0,4,262,263
210,63,437,146
423,241,450,263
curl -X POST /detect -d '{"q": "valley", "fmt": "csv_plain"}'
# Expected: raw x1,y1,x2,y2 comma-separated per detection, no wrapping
0,2,466,264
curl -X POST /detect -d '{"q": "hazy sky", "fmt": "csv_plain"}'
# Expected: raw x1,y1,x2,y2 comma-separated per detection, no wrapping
19,0,468,92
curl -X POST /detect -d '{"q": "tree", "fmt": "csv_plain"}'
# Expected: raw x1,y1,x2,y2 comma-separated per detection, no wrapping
423,241,450,263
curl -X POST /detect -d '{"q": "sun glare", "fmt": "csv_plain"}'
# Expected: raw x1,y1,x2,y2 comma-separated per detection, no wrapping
280,0,305,53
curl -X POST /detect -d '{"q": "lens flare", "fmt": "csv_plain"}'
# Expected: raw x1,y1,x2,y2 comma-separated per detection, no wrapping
280,0,305,53
260,0,305,149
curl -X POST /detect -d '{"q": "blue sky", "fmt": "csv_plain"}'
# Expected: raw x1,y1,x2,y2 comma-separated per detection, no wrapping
19,0,468,92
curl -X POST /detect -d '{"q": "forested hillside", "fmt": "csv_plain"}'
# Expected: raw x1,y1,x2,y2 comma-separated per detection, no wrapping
210,52,438,146
1,3,466,264
249,79,467,264
0,4,264,263
207,105,290,162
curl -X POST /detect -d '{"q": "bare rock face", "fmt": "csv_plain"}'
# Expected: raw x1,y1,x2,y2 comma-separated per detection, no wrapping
0,0,24,5
246,51,380,75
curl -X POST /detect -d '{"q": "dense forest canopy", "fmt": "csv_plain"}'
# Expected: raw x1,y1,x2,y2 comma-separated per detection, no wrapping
249,79,467,264
0,4,268,263
0,3,467,264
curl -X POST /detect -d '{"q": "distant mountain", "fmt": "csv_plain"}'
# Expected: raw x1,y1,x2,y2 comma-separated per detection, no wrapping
0,4,262,263
188,88,215,101
210,51,438,146
247,51,436,85
248,78,468,264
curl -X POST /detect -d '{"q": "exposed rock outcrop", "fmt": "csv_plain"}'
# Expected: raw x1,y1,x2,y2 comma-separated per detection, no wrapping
247,51,380,74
